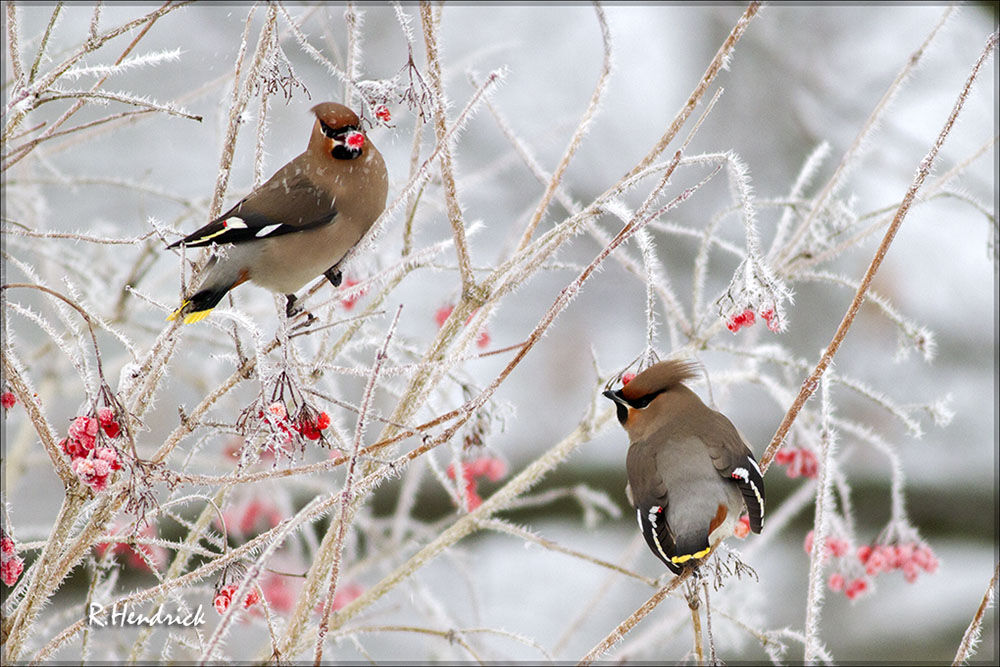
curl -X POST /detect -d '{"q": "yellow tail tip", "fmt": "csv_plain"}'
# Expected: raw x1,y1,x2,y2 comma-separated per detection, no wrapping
183,309,212,324
167,301,212,324
671,546,713,565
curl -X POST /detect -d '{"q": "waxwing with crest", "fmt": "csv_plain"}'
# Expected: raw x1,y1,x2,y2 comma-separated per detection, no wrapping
167,102,388,324
603,360,764,574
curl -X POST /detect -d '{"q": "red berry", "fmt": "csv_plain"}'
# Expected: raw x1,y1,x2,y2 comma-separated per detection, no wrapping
243,587,261,608
845,577,869,600
435,305,455,328
375,105,391,122
734,515,751,538
1,392,16,410
299,421,321,440
1,555,24,587
316,412,331,430
339,278,363,310
828,537,849,558
214,585,235,614
346,131,365,149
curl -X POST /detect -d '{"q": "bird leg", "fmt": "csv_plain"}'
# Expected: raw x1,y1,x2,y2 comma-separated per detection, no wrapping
284,294,300,317
284,293,316,328
323,266,342,287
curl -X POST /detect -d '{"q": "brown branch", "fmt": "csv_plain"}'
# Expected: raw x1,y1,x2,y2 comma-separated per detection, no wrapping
952,561,1000,666
578,573,689,665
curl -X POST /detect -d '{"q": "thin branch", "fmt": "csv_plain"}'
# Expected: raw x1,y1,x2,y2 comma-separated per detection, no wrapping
314,306,402,665
952,561,1000,666
419,1,475,297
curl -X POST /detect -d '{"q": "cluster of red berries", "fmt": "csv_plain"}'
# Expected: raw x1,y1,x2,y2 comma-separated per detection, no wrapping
260,402,331,443
213,582,261,615
60,410,122,492
804,530,939,600
1,390,16,411
375,105,392,123
726,308,781,333
1,530,24,587
857,541,939,583
446,457,508,510
434,305,491,349
773,446,818,478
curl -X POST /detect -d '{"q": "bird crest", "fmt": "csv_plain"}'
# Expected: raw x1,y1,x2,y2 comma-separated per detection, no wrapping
620,359,701,402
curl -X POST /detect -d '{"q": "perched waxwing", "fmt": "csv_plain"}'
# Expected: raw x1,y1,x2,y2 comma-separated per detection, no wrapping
167,102,389,324
603,360,764,574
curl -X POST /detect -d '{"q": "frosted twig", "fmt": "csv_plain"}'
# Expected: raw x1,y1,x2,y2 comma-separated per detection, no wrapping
314,306,401,664
478,518,656,585
803,373,836,663
952,561,999,665
578,574,690,665
761,30,997,471
420,2,475,297
775,5,955,266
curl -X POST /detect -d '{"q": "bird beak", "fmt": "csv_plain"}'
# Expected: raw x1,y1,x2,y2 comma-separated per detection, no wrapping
603,389,630,425
602,389,626,405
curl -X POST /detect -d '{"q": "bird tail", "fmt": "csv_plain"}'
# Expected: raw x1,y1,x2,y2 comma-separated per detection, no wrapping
167,269,250,324
167,287,229,324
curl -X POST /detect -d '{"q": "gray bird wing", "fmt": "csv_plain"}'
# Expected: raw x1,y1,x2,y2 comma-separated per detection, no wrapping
626,444,682,574
704,415,766,534
168,164,338,249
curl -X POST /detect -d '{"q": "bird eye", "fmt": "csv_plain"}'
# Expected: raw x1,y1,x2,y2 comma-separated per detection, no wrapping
631,393,660,409
320,121,337,138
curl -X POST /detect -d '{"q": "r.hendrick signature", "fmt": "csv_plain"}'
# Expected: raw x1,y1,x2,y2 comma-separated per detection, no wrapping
88,602,206,627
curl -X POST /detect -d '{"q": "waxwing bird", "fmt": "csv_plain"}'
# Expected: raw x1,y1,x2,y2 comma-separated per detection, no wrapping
167,102,388,324
603,360,764,574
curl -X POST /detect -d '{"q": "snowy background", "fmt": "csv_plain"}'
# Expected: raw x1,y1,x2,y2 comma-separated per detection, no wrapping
2,3,997,663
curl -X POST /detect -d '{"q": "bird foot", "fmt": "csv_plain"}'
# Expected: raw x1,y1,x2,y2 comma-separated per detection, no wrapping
284,294,317,329
285,294,301,318
324,267,342,287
